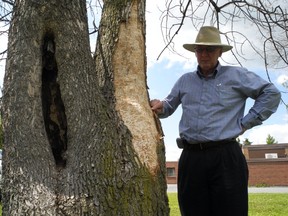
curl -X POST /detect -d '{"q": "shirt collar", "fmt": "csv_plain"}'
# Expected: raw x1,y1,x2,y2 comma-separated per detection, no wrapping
196,62,221,79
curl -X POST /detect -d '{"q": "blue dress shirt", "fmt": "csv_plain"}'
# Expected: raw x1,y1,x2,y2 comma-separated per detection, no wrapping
159,63,281,144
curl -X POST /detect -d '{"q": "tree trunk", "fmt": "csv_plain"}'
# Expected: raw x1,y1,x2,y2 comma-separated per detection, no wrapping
2,0,168,215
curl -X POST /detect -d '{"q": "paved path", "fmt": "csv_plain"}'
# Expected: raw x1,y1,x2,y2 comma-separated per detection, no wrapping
248,187,288,193
167,184,288,193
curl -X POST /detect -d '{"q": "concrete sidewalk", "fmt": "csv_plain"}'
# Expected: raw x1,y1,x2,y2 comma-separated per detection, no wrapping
248,187,288,193
167,184,288,193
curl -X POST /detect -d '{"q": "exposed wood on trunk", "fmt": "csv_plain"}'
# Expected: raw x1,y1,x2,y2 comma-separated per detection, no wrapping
113,0,163,175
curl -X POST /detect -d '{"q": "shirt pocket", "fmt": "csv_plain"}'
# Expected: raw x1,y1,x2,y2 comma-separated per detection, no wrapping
216,84,236,107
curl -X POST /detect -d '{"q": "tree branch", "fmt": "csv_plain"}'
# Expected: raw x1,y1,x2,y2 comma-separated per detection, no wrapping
157,0,192,60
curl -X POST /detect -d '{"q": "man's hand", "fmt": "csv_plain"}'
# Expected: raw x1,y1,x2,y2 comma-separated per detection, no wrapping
150,99,164,114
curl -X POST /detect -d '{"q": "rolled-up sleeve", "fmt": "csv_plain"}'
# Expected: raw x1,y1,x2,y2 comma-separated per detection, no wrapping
241,73,281,129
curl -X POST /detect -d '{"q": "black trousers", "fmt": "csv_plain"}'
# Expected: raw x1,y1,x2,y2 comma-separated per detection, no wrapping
177,140,249,216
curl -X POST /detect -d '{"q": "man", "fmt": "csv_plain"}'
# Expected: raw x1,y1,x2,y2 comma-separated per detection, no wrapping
150,26,281,216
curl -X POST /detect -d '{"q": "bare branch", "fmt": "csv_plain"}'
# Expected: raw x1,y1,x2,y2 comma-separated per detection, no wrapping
2,0,14,6
157,0,192,60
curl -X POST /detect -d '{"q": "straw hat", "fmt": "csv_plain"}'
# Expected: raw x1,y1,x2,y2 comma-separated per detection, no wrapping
183,26,233,52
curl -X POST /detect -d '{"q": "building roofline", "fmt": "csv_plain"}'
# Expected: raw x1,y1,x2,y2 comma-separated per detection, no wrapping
242,143,288,150
247,158,288,163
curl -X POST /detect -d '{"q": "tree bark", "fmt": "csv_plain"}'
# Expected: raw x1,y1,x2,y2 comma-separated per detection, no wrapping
2,0,169,215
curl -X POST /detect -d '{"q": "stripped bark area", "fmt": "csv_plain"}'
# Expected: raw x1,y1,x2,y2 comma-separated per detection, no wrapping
113,1,163,175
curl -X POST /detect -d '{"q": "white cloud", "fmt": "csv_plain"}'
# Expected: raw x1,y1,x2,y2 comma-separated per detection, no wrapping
277,74,288,85
165,145,181,162
240,123,288,145
146,1,200,69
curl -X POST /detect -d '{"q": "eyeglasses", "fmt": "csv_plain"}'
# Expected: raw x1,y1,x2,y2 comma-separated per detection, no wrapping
194,46,221,53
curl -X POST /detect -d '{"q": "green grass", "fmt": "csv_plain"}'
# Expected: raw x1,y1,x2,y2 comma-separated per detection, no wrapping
168,193,181,216
1,193,288,215
168,193,288,216
249,194,288,216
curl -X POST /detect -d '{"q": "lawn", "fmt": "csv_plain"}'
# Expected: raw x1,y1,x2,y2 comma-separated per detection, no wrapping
0,193,288,215
168,193,288,216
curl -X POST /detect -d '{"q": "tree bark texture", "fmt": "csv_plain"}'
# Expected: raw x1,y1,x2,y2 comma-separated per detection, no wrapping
2,0,169,215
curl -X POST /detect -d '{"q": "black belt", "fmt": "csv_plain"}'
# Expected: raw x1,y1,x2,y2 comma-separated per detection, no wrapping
179,138,237,151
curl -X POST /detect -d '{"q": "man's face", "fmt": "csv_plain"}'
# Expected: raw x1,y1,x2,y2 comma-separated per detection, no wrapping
195,46,222,73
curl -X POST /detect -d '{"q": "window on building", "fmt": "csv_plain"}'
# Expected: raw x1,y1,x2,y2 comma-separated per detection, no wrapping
167,168,176,177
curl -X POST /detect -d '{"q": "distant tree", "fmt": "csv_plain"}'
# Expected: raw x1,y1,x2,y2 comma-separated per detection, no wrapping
237,137,244,148
243,138,252,146
266,134,278,144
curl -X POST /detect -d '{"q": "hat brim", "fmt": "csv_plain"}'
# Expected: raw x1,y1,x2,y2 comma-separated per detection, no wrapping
183,43,233,53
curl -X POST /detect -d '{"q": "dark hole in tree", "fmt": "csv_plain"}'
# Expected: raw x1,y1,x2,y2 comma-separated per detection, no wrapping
41,32,67,167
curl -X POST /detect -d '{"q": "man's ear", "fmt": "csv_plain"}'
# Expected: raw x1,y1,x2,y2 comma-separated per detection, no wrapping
219,49,223,57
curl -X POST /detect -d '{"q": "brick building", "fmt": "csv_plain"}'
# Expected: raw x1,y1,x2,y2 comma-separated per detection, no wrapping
242,143,288,186
166,143,288,186
166,161,178,184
